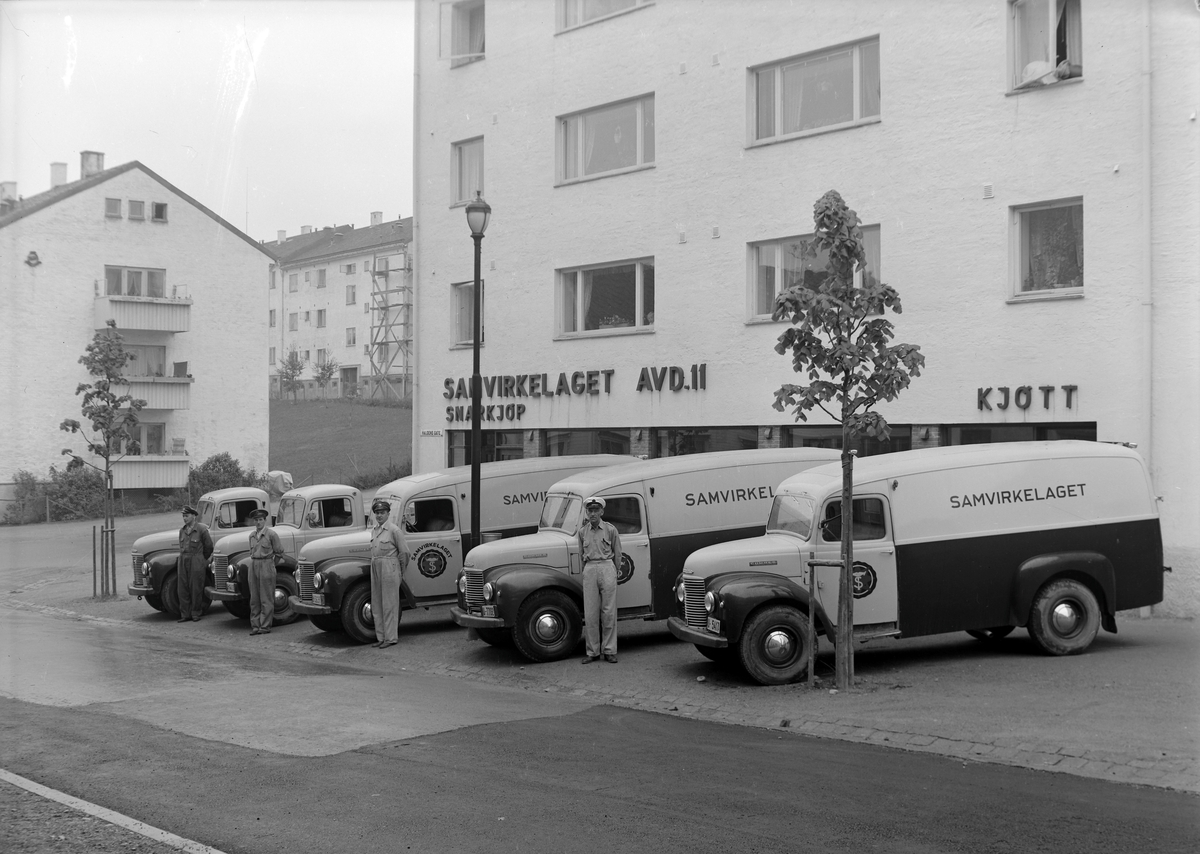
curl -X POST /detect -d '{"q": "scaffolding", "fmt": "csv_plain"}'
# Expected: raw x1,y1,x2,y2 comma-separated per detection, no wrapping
367,250,413,400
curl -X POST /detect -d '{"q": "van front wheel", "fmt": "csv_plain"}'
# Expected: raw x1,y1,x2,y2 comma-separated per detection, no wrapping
1029,579,1101,656
513,591,581,663
739,605,812,686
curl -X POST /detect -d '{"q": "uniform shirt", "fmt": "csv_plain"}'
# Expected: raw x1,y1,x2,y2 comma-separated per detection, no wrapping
371,519,409,565
179,522,214,558
248,526,284,561
578,518,622,569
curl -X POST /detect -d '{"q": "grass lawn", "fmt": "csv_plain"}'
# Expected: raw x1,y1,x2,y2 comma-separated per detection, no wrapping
269,398,412,487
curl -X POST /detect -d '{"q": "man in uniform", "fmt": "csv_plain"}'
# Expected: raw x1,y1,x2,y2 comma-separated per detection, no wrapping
369,498,409,648
177,505,214,622
246,508,284,635
578,496,622,664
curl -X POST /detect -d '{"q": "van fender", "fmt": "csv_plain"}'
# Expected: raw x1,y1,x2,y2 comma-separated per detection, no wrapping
1013,552,1116,633
144,551,181,591
483,564,582,625
313,560,370,611
706,572,835,646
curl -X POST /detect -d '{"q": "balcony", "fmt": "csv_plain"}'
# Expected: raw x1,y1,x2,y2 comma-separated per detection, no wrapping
112,456,190,490
123,376,193,410
95,294,192,333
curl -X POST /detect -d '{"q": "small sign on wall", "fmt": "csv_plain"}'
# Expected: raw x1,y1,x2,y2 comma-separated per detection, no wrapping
420,430,443,438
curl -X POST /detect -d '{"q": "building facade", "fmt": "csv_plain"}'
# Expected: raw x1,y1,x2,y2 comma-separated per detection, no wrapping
265,215,413,400
0,154,273,497
411,1,1199,614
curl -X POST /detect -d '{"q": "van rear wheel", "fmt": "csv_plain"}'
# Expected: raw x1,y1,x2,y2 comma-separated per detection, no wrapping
513,591,581,662
739,605,812,686
966,626,1015,642
1029,579,1101,656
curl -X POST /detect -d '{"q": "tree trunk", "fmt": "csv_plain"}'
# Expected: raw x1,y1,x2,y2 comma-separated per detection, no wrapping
835,382,856,690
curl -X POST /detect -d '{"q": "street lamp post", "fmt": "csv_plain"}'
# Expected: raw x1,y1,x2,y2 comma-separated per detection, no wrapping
465,192,491,553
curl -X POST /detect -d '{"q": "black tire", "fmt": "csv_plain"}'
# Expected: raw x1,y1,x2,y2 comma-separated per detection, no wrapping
476,627,513,647
145,594,164,612
340,582,403,644
738,604,813,686
512,590,582,663
966,626,1015,642
272,571,302,626
695,644,737,664
160,571,180,616
1028,579,1101,656
223,599,251,619
310,613,344,633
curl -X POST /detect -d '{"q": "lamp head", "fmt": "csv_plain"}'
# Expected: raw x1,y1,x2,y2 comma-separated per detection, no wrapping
465,191,491,237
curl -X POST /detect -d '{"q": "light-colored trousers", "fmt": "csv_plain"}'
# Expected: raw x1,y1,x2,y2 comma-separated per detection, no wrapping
370,556,402,644
248,558,275,631
582,560,617,657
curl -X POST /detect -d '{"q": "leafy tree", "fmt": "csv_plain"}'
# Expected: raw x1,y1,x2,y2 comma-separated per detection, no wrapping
59,320,146,594
277,349,308,402
772,190,925,689
314,355,340,401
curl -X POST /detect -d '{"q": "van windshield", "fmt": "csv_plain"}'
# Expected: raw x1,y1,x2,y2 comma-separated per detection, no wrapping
539,495,582,532
276,497,305,528
767,495,817,539
196,500,215,527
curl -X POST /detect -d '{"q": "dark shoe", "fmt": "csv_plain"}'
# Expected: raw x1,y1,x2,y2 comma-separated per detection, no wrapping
604,654,618,664
191,617,201,622
261,628,271,634
176,617,187,623
381,640,397,648
372,641,384,648
250,629,261,636
582,655,600,664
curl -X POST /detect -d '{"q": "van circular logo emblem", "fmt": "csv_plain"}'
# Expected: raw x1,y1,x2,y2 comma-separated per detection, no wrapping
616,554,634,585
413,543,452,579
852,561,877,599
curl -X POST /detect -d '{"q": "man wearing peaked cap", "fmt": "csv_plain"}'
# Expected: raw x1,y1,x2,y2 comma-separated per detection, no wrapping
578,495,621,664
369,497,409,648
176,504,213,622
246,507,283,635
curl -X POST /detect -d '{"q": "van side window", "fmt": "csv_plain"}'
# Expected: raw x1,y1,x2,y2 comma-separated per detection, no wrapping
821,498,887,542
413,498,456,532
604,496,643,535
314,497,355,528
216,500,258,529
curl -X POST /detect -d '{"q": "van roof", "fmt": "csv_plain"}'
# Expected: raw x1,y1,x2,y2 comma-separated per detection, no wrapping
781,441,1144,493
548,448,841,496
375,454,635,501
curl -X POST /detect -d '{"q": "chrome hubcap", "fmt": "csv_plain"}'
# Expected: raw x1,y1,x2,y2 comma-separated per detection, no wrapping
1051,601,1081,636
763,629,795,664
362,601,374,625
534,612,562,642
274,588,287,608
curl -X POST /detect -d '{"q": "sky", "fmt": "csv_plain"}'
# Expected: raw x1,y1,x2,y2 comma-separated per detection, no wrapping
0,0,415,241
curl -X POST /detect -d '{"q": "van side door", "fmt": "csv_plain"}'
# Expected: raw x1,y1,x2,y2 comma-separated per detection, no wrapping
813,495,898,630
403,496,462,598
604,495,651,612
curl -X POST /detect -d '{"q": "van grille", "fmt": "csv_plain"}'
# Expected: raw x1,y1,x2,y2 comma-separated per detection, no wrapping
212,555,229,586
683,575,708,628
298,561,314,601
463,569,485,608
131,552,144,584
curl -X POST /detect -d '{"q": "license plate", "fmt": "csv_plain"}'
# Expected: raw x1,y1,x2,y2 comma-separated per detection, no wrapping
707,617,721,634
225,582,238,593
311,593,324,606
482,605,496,618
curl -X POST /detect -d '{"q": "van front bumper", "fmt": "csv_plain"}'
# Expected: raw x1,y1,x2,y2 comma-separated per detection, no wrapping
204,585,246,602
128,583,154,597
289,595,332,616
668,616,728,648
450,605,505,629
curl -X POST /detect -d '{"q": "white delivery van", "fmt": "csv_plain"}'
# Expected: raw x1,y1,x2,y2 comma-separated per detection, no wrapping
670,442,1167,685
451,448,841,662
289,455,634,644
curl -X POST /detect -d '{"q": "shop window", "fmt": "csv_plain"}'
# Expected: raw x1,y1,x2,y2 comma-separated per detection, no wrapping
752,225,880,318
654,427,757,457
948,423,1096,445
545,429,631,456
1010,0,1082,90
559,95,654,183
559,259,653,335
1013,199,1083,297
448,430,524,466
753,38,879,143
784,424,911,457
453,137,484,204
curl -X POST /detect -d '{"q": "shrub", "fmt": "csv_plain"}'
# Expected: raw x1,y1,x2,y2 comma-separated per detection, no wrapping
349,459,412,491
187,452,269,499
47,464,107,521
3,470,46,525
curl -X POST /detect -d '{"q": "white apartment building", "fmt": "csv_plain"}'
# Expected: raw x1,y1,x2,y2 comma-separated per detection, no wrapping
0,153,273,499
265,215,413,400
411,1,1199,614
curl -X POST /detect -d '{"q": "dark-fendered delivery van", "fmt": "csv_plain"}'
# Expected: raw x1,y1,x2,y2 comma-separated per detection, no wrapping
669,442,1167,685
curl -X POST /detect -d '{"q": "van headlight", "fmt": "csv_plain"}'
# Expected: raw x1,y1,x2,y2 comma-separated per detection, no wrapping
675,581,685,602
312,572,325,590
483,582,495,602
457,573,467,593
704,591,715,613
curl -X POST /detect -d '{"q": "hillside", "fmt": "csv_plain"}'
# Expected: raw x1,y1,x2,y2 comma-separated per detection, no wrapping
269,398,412,487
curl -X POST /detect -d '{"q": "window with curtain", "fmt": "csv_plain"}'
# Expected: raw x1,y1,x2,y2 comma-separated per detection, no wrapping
1015,200,1083,294
754,39,879,142
124,344,167,377
1010,0,1082,90
453,280,484,345
557,0,648,31
441,0,485,66
453,137,484,203
559,95,654,183
751,225,881,317
559,258,654,334
317,309,327,328
103,266,167,298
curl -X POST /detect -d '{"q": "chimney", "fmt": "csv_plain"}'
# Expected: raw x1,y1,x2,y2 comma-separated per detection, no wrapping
80,151,105,179
50,163,68,187
277,229,286,242
301,225,312,235
371,211,383,226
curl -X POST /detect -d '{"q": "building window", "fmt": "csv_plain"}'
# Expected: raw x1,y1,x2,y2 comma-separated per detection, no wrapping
316,309,327,328
448,430,524,467
317,348,327,366
288,313,298,332
317,269,327,288
269,309,277,328
304,272,311,284
784,425,911,457
545,429,631,456
557,0,648,31
289,274,298,292
559,259,654,334
753,39,880,143
122,422,166,456
453,137,484,204
440,0,485,67
1010,0,1082,90
151,203,168,222
269,347,276,366
124,344,167,377
453,280,484,345
341,262,356,274
346,327,356,346
949,423,1096,444
375,256,389,274
105,198,122,218
1014,199,1083,295
751,225,881,318
346,284,357,305
559,95,654,183
104,266,167,298
128,201,145,220
270,270,276,289
654,427,758,457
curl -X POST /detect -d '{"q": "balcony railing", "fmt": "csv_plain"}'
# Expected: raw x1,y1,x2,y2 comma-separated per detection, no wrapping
95,295,192,333
122,376,193,410
112,456,190,490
